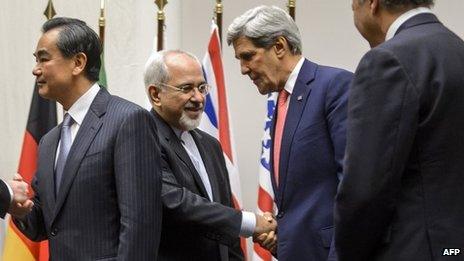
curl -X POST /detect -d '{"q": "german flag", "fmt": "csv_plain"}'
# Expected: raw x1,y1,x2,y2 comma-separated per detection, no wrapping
2,83,56,260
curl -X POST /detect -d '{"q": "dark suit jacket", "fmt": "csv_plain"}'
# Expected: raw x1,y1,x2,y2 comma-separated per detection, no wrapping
335,13,464,261
152,110,243,261
0,179,11,218
270,59,351,260
14,88,163,260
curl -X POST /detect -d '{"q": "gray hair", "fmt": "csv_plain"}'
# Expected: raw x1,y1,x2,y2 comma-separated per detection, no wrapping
358,0,434,10
226,5,302,55
143,49,200,94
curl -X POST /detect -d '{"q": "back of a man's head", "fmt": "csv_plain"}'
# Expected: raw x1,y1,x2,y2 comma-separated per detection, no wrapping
358,0,434,12
42,17,101,82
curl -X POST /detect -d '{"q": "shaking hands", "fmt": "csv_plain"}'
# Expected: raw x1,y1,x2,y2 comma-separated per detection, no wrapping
253,212,277,255
7,174,34,218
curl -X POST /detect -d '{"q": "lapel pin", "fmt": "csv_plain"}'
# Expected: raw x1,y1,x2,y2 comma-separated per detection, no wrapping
297,95,303,101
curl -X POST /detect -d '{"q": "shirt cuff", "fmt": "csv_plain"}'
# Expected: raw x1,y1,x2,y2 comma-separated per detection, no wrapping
239,211,256,237
4,181,13,204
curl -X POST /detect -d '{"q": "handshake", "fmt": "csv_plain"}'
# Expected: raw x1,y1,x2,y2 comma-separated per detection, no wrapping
6,174,34,218
253,212,277,255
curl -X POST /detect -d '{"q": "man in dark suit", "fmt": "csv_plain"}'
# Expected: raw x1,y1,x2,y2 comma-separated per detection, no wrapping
144,50,277,261
227,6,352,260
0,175,33,218
335,1,464,260
13,17,162,260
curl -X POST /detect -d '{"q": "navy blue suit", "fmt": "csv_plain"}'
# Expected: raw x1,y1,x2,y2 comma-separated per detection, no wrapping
271,59,352,260
335,14,464,261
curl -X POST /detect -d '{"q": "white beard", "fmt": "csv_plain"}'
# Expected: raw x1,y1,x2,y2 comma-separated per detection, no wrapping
179,111,201,131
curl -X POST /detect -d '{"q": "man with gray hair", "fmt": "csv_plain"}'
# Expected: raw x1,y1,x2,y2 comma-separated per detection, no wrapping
335,1,464,260
227,6,352,261
144,50,277,261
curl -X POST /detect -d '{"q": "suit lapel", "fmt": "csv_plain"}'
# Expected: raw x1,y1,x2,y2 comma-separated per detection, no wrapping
191,130,218,202
276,59,316,208
52,89,109,222
42,126,60,210
152,110,210,198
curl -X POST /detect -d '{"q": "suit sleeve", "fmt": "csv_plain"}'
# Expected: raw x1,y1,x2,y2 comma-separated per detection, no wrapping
0,179,10,218
114,108,162,260
324,69,351,261
161,140,242,247
13,139,48,241
325,70,352,181
14,176,48,241
334,48,419,261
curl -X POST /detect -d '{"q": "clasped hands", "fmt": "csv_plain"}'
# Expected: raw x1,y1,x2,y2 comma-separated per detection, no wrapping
253,212,277,255
7,174,34,218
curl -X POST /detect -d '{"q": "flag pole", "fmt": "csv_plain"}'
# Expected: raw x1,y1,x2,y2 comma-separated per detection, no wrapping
99,0,106,48
214,0,223,45
98,0,108,87
155,0,168,51
288,0,296,20
44,0,57,20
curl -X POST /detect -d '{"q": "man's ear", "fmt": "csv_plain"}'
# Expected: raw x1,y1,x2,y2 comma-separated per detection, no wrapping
274,36,289,59
148,85,162,107
369,0,380,15
72,52,87,76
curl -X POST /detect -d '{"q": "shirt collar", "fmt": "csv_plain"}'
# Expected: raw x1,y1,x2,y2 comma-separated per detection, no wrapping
385,7,432,41
171,127,184,140
65,83,100,126
283,57,305,95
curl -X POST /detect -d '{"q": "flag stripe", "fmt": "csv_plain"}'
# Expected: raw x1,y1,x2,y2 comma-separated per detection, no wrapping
3,84,55,261
200,21,246,258
207,30,233,162
257,187,274,212
17,131,38,178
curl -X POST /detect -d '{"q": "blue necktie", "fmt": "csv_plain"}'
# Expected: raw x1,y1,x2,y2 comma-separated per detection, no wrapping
55,113,74,195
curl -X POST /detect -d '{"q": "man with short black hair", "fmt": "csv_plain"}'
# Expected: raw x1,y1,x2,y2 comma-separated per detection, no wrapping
335,1,464,260
14,17,162,260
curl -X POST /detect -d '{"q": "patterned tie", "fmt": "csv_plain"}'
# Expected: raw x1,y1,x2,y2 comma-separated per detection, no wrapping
55,113,74,195
273,89,289,187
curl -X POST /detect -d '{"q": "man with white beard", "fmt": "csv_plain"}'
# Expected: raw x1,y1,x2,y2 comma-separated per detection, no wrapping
144,50,277,261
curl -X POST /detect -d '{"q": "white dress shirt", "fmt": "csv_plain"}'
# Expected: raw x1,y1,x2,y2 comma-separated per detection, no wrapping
282,57,305,108
55,83,100,166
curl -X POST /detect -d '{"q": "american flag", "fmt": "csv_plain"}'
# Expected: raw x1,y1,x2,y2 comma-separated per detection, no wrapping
252,93,278,261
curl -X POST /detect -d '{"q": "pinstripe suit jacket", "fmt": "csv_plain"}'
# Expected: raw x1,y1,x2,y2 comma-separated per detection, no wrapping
14,88,163,260
152,110,243,261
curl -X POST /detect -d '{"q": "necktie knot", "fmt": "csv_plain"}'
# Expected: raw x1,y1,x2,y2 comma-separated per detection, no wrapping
278,89,289,107
62,113,74,127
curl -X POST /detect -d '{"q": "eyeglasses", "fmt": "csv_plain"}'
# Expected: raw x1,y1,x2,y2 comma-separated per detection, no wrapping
159,82,210,96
